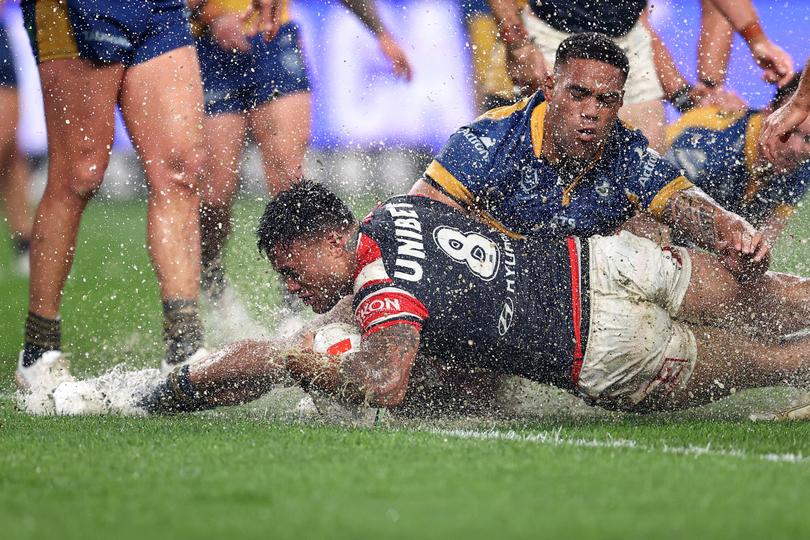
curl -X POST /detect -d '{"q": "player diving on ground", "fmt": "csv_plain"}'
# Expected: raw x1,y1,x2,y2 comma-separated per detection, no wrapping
26,181,810,417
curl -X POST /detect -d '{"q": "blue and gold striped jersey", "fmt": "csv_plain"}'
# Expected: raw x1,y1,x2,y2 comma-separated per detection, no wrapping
666,107,810,226
424,91,691,239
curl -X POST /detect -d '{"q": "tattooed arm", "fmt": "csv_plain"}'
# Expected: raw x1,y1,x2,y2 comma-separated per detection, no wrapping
286,324,421,407
661,187,770,279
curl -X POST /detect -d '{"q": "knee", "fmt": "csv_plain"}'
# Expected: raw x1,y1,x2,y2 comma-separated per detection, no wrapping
148,144,205,195
53,149,109,200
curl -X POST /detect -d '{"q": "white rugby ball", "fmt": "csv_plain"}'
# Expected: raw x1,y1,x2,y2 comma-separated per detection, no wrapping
312,322,362,356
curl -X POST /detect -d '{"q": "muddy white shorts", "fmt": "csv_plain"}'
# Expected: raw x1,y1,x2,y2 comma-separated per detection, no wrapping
577,231,697,409
521,9,664,105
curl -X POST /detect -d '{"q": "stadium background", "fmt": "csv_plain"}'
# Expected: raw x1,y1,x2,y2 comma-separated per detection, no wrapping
2,0,810,201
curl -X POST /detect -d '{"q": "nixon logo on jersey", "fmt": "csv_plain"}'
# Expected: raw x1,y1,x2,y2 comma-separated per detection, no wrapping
386,202,425,282
357,297,401,320
460,127,496,158
433,226,500,281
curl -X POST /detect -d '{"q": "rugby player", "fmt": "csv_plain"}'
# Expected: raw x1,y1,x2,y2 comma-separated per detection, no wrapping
665,73,810,247
42,181,810,416
0,2,32,276
14,0,236,388
190,0,412,301
761,59,810,167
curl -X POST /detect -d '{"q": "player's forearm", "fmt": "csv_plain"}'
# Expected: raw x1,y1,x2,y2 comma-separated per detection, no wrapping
340,0,388,36
660,187,749,253
792,60,810,109
308,324,420,407
140,340,287,414
642,11,689,100
697,0,733,87
487,0,529,48
708,0,760,35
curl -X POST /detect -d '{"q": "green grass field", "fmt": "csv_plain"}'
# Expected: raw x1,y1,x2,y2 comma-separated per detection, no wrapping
3,198,810,539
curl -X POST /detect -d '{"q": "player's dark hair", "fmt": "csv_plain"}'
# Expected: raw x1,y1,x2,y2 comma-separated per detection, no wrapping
554,32,630,82
256,180,355,256
770,71,803,110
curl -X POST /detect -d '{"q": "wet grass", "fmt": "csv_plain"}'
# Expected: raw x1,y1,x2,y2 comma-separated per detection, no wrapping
2,199,810,539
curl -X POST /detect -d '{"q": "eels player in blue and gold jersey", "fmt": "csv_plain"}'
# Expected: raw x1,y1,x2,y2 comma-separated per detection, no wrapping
411,32,772,283
14,0,221,389
0,1,33,276
188,0,412,301
666,74,810,247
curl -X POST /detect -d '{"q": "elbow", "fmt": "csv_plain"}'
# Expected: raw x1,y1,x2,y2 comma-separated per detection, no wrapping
367,377,409,408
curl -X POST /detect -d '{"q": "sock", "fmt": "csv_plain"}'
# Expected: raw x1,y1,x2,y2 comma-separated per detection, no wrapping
12,235,30,255
163,299,203,366
200,204,231,298
139,365,209,414
22,312,61,367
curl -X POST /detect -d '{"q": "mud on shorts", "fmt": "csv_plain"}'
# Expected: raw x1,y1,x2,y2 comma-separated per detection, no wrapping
21,0,193,66
521,8,663,105
0,25,17,88
576,231,698,411
197,21,311,116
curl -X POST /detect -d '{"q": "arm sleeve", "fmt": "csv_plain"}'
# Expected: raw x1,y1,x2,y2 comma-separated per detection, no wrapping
623,135,694,217
352,233,429,338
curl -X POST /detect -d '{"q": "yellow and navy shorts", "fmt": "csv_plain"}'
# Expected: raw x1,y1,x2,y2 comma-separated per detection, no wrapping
197,21,310,116
0,25,17,88
21,0,194,66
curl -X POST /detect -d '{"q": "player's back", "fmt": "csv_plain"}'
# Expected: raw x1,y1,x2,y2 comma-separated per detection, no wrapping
353,196,587,388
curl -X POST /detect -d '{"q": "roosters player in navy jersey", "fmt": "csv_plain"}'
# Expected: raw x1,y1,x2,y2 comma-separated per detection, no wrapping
41,181,810,417
410,33,771,284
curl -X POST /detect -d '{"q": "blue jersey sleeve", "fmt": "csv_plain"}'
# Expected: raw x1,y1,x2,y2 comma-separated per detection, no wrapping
621,130,693,217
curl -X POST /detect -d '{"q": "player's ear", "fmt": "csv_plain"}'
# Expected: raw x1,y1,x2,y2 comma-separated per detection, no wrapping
543,72,556,101
326,230,345,254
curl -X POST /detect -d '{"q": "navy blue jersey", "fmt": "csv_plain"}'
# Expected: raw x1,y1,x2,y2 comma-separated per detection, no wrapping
425,91,691,239
666,107,810,226
528,0,646,37
0,24,17,88
352,196,588,388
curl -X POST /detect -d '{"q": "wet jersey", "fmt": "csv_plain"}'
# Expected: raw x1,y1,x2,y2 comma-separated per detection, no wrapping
527,0,646,37
425,91,692,239
666,107,810,226
352,195,589,388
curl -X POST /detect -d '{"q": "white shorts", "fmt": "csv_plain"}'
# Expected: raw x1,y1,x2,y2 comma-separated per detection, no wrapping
577,231,697,409
521,9,664,105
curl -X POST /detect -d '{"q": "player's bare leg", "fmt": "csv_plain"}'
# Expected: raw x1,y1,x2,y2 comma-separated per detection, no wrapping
119,46,206,366
249,91,311,197
199,112,247,297
671,325,810,409
21,59,122,368
680,250,810,337
0,86,32,265
618,99,666,151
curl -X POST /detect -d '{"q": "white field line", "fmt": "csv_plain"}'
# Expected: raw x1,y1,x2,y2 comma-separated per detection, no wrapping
425,427,808,465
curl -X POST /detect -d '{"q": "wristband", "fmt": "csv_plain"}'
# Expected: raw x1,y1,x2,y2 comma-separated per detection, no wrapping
699,78,719,89
740,21,765,45
669,85,696,113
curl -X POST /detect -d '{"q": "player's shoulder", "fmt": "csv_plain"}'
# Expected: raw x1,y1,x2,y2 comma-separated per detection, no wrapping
666,107,750,146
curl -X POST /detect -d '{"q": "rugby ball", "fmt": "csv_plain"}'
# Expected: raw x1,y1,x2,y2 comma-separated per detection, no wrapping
312,323,362,356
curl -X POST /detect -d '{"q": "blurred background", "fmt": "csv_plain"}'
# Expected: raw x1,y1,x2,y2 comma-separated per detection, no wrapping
3,0,810,201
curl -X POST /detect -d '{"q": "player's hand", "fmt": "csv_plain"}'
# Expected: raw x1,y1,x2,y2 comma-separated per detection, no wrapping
716,219,771,281
748,38,794,87
506,42,548,97
210,14,251,53
377,33,413,82
694,84,747,112
760,98,810,167
241,0,282,41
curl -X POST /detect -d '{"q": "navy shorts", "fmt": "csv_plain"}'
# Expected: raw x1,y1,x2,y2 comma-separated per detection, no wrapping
0,25,17,88
21,0,194,66
197,21,310,116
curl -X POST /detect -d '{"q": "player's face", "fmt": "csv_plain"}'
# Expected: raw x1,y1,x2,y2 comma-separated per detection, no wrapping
271,234,353,314
767,120,810,172
544,59,625,160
